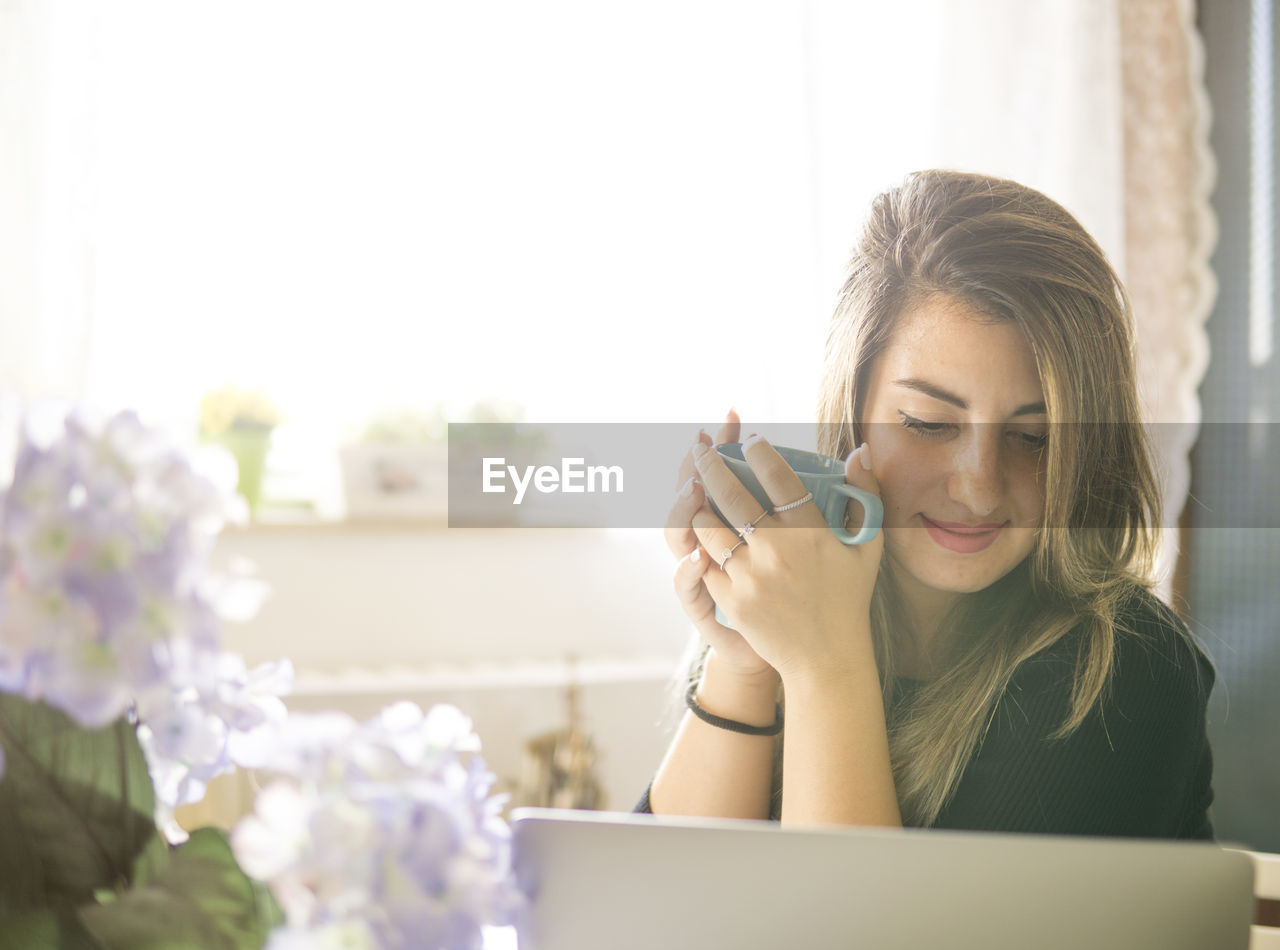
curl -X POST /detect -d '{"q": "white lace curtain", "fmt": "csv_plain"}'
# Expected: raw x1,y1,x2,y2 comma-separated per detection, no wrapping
1119,0,1217,559
0,0,1214,554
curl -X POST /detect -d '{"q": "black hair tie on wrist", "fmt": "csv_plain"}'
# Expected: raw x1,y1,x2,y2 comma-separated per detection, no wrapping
685,683,783,736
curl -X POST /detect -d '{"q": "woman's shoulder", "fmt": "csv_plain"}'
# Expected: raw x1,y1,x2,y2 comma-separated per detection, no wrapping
958,585,1216,838
1012,585,1213,702
1114,584,1191,641
1110,586,1214,698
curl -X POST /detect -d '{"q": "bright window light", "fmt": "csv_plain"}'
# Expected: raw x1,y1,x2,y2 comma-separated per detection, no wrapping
80,2,941,437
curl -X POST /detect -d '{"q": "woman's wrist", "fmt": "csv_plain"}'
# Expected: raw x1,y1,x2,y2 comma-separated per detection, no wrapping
696,648,781,729
685,683,783,736
774,625,879,697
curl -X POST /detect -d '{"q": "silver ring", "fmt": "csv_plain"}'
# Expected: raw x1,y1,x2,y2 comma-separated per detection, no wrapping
740,510,770,536
774,491,814,513
720,538,746,566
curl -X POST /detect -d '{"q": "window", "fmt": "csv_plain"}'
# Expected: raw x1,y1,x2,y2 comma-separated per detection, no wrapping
1192,0,1279,851
80,2,951,436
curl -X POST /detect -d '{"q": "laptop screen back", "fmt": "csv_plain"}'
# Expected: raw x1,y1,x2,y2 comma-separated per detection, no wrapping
511,808,1254,950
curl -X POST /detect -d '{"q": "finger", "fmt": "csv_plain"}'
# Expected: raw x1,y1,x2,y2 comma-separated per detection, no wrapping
676,429,711,489
663,473,705,557
677,410,738,488
842,442,886,547
672,546,717,624
739,435,823,526
691,505,749,570
691,441,768,537
713,407,741,446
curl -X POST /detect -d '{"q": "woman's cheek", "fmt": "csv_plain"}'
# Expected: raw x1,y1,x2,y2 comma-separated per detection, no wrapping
873,444,934,525
1009,452,1048,524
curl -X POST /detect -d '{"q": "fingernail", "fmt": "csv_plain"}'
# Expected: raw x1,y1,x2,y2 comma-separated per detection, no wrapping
860,442,873,471
679,474,698,496
689,547,701,563
743,433,764,450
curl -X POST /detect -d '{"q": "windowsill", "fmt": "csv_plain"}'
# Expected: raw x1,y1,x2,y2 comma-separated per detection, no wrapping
227,513,450,535
289,655,680,697
227,513,651,535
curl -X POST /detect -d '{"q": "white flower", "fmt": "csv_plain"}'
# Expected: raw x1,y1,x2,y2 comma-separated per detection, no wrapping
231,781,313,883
265,920,380,950
0,410,290,825
232,704,523,950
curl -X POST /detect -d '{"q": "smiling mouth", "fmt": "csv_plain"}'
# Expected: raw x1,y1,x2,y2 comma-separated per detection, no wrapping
920,516,1005,554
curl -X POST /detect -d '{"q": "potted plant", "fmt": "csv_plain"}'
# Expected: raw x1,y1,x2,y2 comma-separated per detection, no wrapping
199,386,283,517
0,411,522,948
338,407,449,522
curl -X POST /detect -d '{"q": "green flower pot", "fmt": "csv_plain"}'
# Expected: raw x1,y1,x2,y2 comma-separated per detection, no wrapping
207,427,272,516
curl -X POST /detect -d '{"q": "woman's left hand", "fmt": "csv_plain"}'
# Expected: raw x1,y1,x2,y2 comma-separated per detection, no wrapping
690,436,885,684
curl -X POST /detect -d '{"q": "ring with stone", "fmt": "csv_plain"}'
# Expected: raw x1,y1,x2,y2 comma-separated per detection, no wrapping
721,538,747,566
740,510,770,536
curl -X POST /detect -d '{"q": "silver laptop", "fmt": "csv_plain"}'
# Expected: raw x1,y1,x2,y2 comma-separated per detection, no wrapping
511,808,1254,950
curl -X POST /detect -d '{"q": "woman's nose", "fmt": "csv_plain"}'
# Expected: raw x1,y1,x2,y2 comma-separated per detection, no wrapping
947,429,1003,517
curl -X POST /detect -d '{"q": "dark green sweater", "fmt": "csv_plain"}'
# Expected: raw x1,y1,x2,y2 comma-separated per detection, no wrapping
637,589,1215,839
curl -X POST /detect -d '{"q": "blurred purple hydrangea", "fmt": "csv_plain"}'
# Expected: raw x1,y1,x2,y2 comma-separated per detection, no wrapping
232,702,523,950
0,410,290,813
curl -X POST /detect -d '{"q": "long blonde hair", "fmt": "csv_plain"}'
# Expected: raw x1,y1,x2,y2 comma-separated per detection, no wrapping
813,169,1164,825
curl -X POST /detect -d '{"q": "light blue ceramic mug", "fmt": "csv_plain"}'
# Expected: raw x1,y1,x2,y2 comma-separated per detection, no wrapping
713,443,882,545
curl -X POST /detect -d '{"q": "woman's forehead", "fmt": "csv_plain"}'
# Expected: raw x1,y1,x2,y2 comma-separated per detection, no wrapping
872,299,1045,410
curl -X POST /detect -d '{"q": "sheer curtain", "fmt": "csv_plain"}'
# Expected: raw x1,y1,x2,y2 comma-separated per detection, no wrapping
0,0,97,474
0,0,1214,545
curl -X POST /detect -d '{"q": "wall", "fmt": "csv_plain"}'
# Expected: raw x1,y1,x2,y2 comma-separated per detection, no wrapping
208,524,694,817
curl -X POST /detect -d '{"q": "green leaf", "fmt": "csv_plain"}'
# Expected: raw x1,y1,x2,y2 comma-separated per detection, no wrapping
0,908,102,950
0,695,156,913
78,827,283,950
130,830,174,889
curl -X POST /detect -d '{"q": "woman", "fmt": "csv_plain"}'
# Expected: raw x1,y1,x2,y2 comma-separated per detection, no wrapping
638,169,1215,837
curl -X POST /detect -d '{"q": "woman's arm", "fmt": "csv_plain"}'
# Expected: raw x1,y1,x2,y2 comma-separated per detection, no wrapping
691,438,902,828
645,638,902,827
647,411,782,819
778,640,901,827
648,647,780,819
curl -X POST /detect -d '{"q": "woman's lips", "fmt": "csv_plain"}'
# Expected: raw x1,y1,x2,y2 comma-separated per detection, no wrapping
920,516,1004,554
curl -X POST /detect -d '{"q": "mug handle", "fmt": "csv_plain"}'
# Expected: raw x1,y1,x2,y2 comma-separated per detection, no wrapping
827,484,883,545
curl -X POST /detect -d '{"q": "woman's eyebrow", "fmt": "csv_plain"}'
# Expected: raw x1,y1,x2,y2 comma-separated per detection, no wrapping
893,377,1047,417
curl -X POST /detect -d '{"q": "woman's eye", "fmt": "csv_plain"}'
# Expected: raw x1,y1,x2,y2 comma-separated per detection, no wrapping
898,412,955,440
1010,430,1048,451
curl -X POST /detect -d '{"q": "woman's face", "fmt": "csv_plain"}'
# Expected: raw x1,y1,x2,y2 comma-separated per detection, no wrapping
861,295,1048,614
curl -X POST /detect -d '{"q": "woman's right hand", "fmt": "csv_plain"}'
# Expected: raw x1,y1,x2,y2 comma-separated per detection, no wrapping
664,409,773,680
